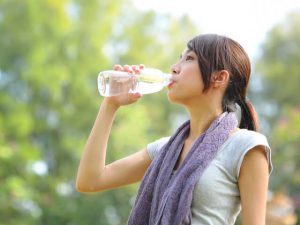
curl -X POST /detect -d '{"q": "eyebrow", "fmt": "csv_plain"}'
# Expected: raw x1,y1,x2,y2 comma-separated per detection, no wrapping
179,49,193,59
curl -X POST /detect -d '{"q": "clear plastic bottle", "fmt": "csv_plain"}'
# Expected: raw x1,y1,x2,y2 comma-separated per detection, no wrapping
97,68,171,96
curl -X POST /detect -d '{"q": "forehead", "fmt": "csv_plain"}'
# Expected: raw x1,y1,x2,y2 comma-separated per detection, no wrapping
182,48,191,54
181,48,196,56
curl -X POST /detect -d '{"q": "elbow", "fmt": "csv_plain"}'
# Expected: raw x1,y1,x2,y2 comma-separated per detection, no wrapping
75,182,87,193
75,175,90,193
75,179,87,193
75,179,94,193
75,171,92,193
76,169,107,193
75,178,104,193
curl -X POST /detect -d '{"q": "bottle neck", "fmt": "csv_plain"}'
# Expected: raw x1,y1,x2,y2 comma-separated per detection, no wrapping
137,68,171,85
162,73,172,85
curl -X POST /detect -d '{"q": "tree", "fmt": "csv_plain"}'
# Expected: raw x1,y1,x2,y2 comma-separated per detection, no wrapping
255,11,300,222
256,12,300,115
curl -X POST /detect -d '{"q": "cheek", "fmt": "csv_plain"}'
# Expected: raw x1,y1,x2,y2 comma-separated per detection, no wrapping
167,79,203,103
167,65,204,101
183,65,202,82
186,72,204,91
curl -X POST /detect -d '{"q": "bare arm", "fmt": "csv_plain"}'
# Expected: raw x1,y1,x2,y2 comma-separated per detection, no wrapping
76,97,152,192
76,64,152,192
238,145,269,225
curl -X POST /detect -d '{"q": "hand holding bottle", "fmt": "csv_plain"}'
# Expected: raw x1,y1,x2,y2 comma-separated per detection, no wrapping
102,64,144,109
97,64,171,99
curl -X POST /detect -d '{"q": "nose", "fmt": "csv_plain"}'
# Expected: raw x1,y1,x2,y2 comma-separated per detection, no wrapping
171,63,180,75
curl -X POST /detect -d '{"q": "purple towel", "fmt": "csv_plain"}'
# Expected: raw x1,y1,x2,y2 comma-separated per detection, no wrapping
127,112,238,225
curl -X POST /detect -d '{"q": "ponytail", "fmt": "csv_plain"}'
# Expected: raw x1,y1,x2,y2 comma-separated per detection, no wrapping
237,98,259,131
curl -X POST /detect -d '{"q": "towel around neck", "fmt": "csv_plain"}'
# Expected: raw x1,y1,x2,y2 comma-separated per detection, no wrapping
127,112,238,225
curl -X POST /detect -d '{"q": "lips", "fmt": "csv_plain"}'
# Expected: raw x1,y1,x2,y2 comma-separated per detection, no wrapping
167,81,175,89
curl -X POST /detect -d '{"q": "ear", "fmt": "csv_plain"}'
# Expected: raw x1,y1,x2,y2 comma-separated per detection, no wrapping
211,70,229,88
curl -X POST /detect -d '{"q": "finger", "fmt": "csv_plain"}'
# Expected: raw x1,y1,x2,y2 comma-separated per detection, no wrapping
113,64,123,71
133,92,142,98
128,92,142,100
123,65,133,73
132,65,141,74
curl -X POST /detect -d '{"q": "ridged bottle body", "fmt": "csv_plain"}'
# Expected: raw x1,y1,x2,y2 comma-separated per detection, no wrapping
98,68,171,96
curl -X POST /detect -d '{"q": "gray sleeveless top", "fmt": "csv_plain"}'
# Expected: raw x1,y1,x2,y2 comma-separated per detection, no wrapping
147,129,272,225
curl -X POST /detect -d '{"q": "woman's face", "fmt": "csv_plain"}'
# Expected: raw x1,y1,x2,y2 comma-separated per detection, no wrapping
167,49,205,105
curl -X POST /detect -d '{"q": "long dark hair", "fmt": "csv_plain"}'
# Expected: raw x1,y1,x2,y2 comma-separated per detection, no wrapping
187,34,259,131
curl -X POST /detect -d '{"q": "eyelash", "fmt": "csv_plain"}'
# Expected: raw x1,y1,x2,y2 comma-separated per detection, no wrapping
186,55,194,61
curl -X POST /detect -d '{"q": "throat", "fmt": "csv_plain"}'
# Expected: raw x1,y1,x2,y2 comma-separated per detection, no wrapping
174,138,195,170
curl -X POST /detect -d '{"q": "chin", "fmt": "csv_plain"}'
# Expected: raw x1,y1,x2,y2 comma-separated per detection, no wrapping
167,91,175,102
167,91,182,105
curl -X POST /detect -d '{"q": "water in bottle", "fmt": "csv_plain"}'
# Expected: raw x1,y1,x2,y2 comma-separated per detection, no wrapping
97,68,171,96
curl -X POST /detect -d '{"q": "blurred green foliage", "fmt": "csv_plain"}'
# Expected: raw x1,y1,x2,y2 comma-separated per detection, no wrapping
0,0,196,224
256,11,300,223
1,0,300,223
256,12,300,192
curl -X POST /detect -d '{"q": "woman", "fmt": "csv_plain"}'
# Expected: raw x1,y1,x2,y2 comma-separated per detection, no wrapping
76,34,272,225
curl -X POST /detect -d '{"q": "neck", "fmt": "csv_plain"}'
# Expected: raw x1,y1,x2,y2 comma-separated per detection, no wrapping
185,102,223,141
